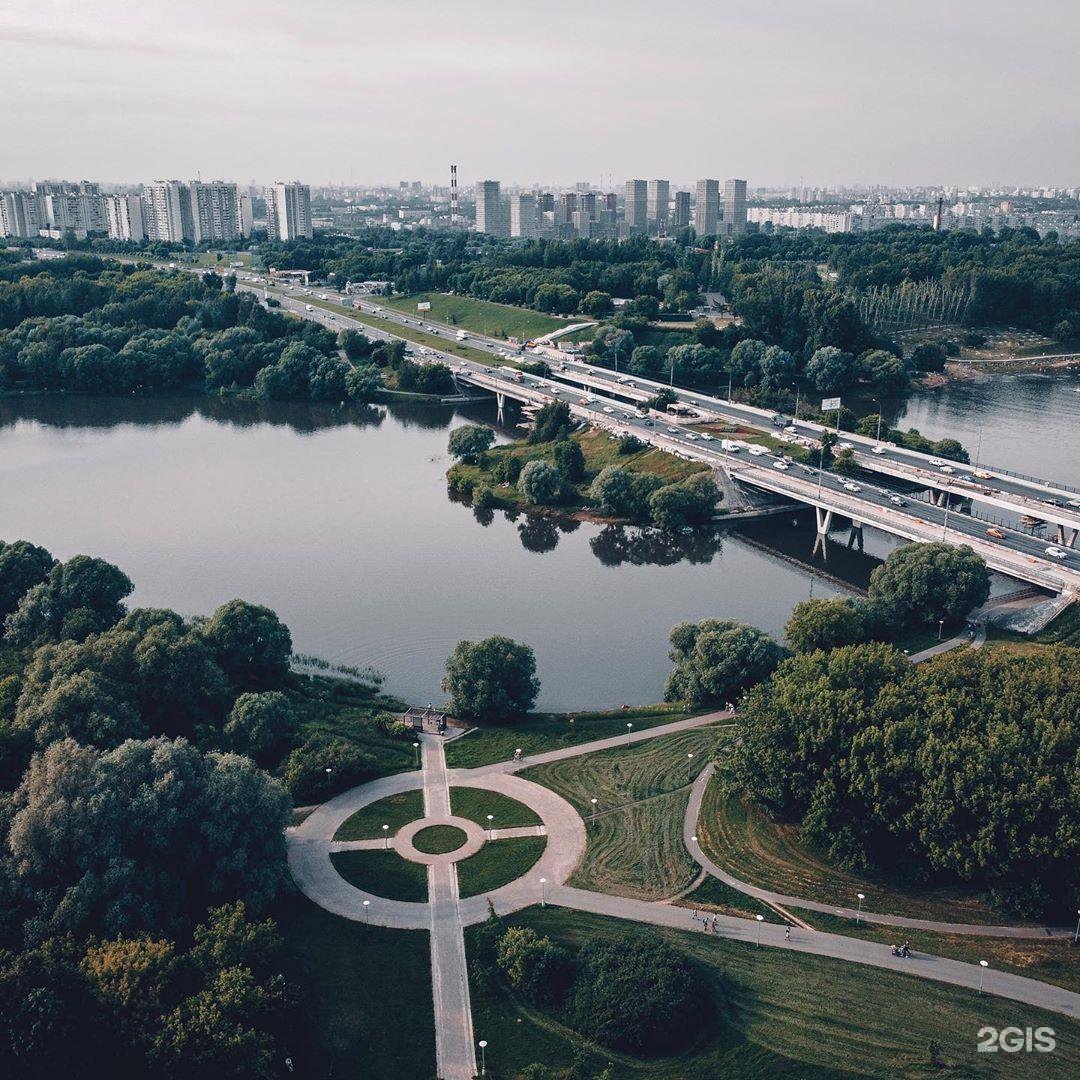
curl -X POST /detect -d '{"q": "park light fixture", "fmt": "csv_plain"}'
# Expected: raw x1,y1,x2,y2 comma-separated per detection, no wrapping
755,913,764,946
856,892,865,924
382,823,390,849
979,959,988,994
540,876,547,906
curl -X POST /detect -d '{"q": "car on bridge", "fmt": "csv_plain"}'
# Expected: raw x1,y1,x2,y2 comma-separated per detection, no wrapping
987,527,1006,539
1045,546,1069,559
844,482,862,492
888,495,906,506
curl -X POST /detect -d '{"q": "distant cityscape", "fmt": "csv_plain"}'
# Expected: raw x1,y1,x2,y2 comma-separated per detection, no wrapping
3,171,1080,243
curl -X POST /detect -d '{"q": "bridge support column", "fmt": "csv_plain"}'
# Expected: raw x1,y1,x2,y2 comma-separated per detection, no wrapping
1058,523,1066,545
1069,529,1078,550
846,522,864,551
815,507,834,535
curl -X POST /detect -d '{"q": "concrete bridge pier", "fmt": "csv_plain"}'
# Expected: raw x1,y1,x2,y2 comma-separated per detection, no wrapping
495,390,506,422
815,506,834,535
1058,524,1078,548
846,522,865,550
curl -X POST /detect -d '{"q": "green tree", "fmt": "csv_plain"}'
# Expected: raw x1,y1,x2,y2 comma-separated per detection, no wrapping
579,290,614,316
529,400,574,443
448,424,495,463
552,439,586,482
281,733,377,802
0,540,56,619
442,636,540,722
647,473,720,531
564,938,711,1056
867,542,990,627
785,598,867,652
857,349,909,393
588,466,662,519
728,338,768,386
4,555,133,646
224,691,297,763
200,600,293,690
805,346,856,394
664,618,784,706
910,342,946,372
495,926,574,1007
518,460,565,505
628,345,663,375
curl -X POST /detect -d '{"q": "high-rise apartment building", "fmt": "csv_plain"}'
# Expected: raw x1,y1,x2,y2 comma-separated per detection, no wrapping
0,191,39,237
602,192,618,214
673,191,691,229
475,180,508,237
266,181,312,240
104,194,145,241
724,178,747,236
647,179,670,231
238,195,253,238
580,191,598,220
510,193,538,238
624,179,647,231
189,180,241,242
144,181,193,242
694,178,719,236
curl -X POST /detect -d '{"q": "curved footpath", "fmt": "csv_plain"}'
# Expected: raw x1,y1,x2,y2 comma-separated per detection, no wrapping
684,763,1074,940
288,711,1080,1078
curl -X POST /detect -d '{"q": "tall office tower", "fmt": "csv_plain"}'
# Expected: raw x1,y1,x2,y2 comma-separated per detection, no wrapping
647,179,670,230
559,192,578,222
724,178,747,236
624,179,647,230
673,191,691,229
603,192,618,213
580,191,598,220
266,181,313,240
475,180,508,236
694,178,719,235
237,194,253,238
571,210,593,237
0,191,39,237
189,180,241,242
510,193,538,238
144,181,193,241
537,192,555,215
104,194,145,241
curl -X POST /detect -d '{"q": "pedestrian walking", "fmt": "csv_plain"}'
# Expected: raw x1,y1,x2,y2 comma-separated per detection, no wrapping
784,925,790,941
692,909,699,922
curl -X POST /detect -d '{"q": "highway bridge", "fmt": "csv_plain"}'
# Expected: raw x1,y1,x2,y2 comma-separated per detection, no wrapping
230,273,1080,595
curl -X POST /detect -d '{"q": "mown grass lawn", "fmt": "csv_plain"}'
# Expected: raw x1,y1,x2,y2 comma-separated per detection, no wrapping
524,727,728,900
444,704,696,770
330,849,429,903
457,836,547,899
450,787,542,829
466,907,1080,1079
276,894,435,1080
696,776,1028,926
335,789,426,841
413,824,469,854
382,292,569,342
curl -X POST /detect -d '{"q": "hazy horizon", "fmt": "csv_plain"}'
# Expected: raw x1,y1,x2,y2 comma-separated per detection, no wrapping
2,0,1078,190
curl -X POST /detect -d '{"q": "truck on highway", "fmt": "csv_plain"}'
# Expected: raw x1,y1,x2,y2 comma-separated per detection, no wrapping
456,330,468,341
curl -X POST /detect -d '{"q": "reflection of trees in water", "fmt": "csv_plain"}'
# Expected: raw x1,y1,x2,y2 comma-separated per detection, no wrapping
589,524,725,567
473,506,495,527
388,402,456,430
518,514,560,553
0,394,387,434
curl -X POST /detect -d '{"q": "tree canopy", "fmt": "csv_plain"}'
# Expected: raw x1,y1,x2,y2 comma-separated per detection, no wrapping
664,619,785,706
442,636,540,722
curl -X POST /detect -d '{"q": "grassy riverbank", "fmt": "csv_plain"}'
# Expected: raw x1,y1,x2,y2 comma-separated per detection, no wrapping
447,426,708,514
381,292,570,341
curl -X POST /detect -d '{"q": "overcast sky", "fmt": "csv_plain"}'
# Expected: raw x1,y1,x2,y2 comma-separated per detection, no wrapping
2,0,1078,189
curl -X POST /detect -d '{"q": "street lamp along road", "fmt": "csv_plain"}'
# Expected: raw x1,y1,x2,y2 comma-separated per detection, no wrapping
755,914,764,946
856,892,865,924
979,960,988,994
478,1039,488,1076
539,877,547,907
382,823,390,849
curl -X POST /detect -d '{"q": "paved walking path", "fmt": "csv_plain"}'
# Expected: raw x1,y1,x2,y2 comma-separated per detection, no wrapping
287,709,1079,1077
550,885,1080,1020
422,736,477,1080
683,764,1072,939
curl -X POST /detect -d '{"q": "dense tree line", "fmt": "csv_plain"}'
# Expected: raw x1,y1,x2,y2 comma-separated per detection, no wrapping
0,256,399,403
720,643,1079,918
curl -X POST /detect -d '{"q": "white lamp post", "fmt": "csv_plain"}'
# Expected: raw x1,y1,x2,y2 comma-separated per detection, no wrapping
626,722,633,744
540,877,547,907
382,823,390,849
856,892,865,924
362,899,370,923
486,814,494,839
1074,909,1080,944
413,741,420,767
591,797,597,821
755,913,764,946
979,960,988,994
687,752,695,781
478,1039,488,1076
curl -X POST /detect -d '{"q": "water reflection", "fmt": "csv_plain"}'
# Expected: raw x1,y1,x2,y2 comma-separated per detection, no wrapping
590,524,726,567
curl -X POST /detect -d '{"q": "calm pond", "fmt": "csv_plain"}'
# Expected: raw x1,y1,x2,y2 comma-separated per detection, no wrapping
1,376,1072,709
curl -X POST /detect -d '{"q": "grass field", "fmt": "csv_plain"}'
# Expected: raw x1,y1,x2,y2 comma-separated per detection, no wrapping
524,727,727,900
988,604,1080,653
276,894,435,1080
696,777,1025,925
466,907,1080,1079
450,787,542,829
334,789,426,840
413,824,469,854
447,425,708,514
677,875,780,922
330,849,429,903
444,704,696,769
382,292,568,342
457,836,547,899
794,909,1080,995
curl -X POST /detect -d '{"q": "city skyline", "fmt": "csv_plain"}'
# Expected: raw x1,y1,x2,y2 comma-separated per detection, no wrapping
2,1,1078,188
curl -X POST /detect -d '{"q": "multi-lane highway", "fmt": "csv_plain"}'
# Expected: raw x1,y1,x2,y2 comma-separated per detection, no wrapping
230,271,1080,593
